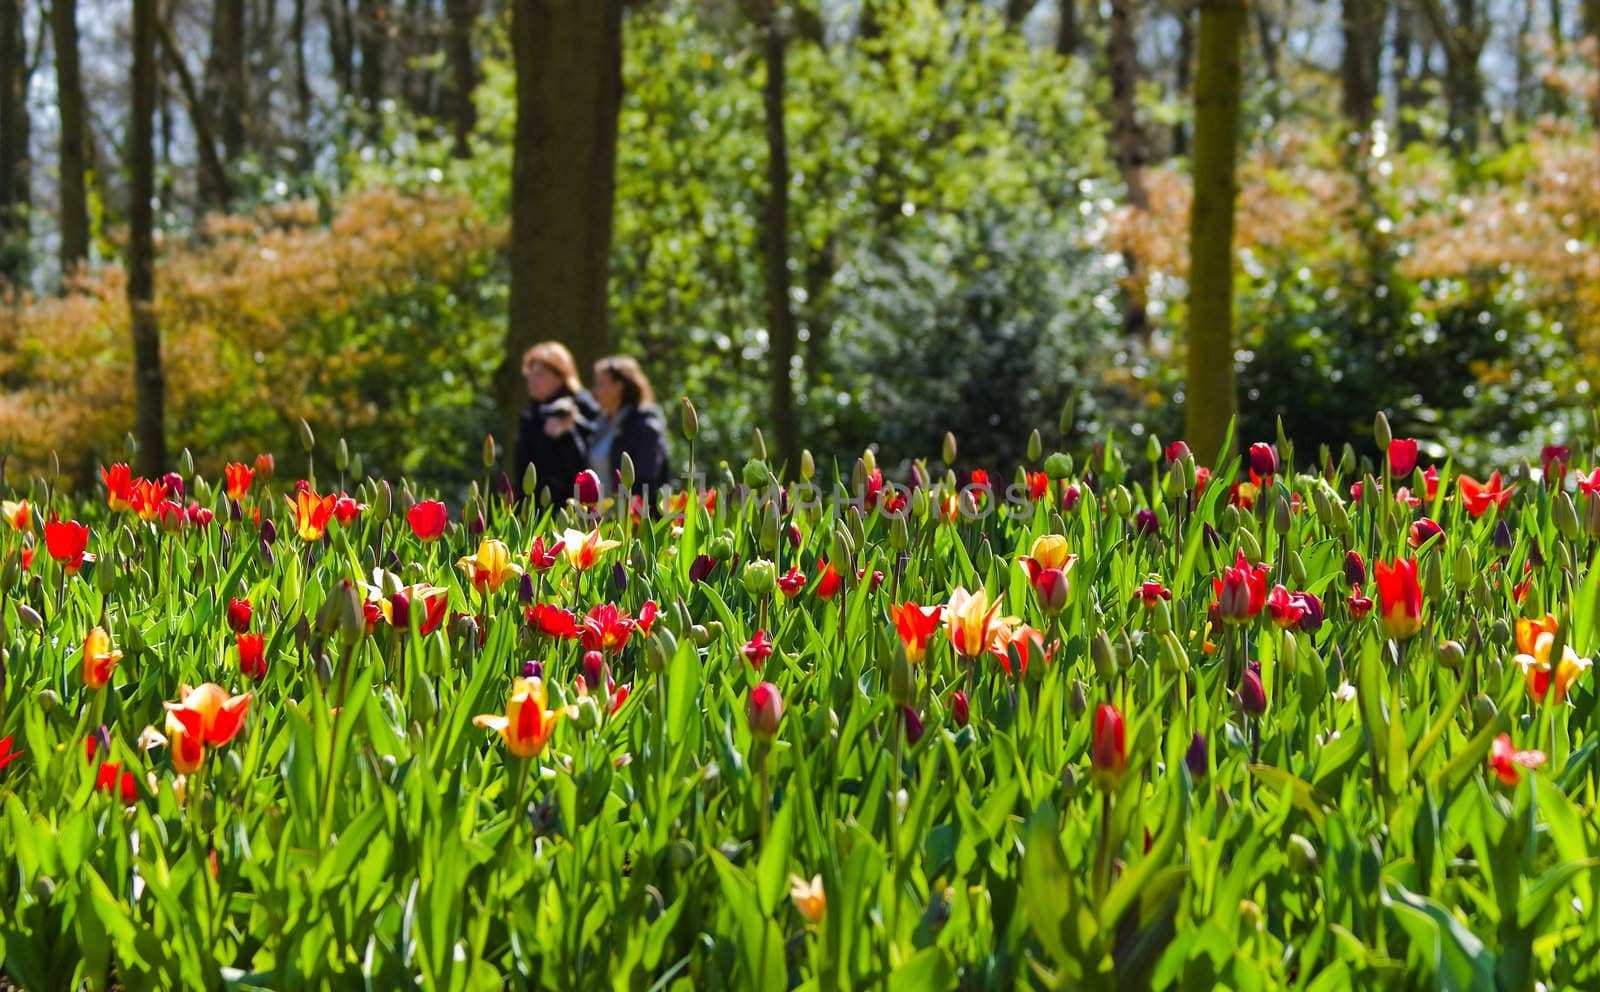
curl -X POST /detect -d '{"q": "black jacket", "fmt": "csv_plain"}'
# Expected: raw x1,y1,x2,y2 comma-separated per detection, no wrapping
513,388,601,503
610,404,672,492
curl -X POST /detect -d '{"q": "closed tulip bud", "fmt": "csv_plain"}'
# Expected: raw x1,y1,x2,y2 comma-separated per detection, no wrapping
1472,693,1497,729
743,558,777,598
575,470,601,506
1493,519,1513,551
452,613,480,648
1490,616,1511,645
1554,490,1580,541
1448,546,1472,587
747,682,783,739
612,561,628,594
1240,667,1267,716
373,480,392,522
37,687,60,713
1108,486,1132,517
582,650,606,691
1472,574,1493,611
1159,632,1189,674
1373,411,1392,451
889,515,909,551
338,586,366,645
298,418,316,452
1287,834,1318,876
948,689,969,727
1344,551,1366,588
1042,452,1072,480
900,705,924,745
1017,427,1039,463
974,539,994,575
349,454,364,480
314,588,343,638
1287,550,1307,587
522,463,538,498
1273,493,1291,535
479,434,495,470
743,460,771,491
759,504,781,553
96,557,117,596
800,449,815,481
751,428,767,463
1185,732,1208,779
1437,640,1465,670
336,438,350,472
260,518,278,546
942,432,957,465
1237,528,1262,563
1151,598,1173,635
1584,493,1600,538
1421,552,1444,603
1310,486,1332,523
680,397,699,441
890,653,915,706
259,540,275,568
705,620,726,643
1091,630,1117,683
646,629,676,673
619,452,636,491
1059,764,1078,795
16,603,42,630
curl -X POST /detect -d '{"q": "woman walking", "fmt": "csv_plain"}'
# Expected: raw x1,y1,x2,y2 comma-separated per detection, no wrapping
588,355,671,495
513,342,601,505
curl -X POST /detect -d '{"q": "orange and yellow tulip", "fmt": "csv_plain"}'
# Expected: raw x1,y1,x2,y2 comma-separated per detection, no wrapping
224,463,255,501
561,527,621,572
164,683,252,746
82,626,122,689
945,587,1006,658
890,603,943,664
474,677,560,758
165,712,207,775
1,499,30,532
101,463,134,512
457,539,524,594
287,490,338,541
1515,630,1591,705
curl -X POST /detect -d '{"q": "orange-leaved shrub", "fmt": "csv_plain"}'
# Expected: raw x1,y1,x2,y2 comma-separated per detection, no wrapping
0,188,505,491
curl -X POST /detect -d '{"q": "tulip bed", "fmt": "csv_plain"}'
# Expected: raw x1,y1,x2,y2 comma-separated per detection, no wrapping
2,422,1600,990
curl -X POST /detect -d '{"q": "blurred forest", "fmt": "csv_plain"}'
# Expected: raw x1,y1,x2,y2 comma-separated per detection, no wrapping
0,0,1598,492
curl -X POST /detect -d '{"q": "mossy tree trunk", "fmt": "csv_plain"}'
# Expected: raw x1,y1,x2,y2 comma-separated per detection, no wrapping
1184,0,1244,467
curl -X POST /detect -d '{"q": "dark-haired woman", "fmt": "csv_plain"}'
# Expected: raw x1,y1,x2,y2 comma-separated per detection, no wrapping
588,355,671,494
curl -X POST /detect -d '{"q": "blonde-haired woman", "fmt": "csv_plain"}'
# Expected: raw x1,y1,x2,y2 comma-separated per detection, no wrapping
513,342,600,503
588,355,671,493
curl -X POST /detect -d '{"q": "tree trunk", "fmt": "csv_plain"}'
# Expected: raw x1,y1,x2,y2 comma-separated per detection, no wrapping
1340,0,1385,131
1419,0,1486,151
158,14,232,210
1393,0,1424,145
0,0,30,287
445,0,477,156
1005,0,1033,27
1172,0,1195,156
131,0,167,476
323,0,354,95
502,0,624,457
53,0,89,277
1587,0,1600,126
1255,2,1279,88
203,0,248,163
358,0,386,120
1055,0,1077,57
1185,0,1244,467
1107,0,1149,342
762,1,799,477
294,0,312,148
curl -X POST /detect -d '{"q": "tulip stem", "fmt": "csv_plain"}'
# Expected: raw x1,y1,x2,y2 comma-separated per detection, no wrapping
1092,791,1113,903
757,740,771,849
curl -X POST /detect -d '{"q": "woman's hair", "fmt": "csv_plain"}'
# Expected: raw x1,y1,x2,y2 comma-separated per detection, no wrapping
596,355,656,408
522,342,583,395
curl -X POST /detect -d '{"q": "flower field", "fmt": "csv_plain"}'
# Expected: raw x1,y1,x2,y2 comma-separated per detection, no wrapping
3,418,1600,990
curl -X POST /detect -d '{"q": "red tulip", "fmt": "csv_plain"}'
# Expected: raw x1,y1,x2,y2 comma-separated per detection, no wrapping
1373,558,1422,640
238,633,267,681
1164,441,1191,463
1541,445,1569,488
1091,704,1126,787
224,463,254,501
527,535,565,572
408,500,449,541
0,735,22,774
742,630,774,669
1347,586,1373,620
890,603,944,664
815,561,841,600
777,566,807,599
1213,550,1269,622
1407,517,1445,549
1458,472,1514,518
581,604,635,654
227,597,253,634
101,463,134,512
526,603,580,639
948,690,969,728
333,495,367,526
1489,733,1545,787
1265,585,1303,629
637,600,659,636
96,761,138,804
1136,581,1172,608
748,682,783,739
44,519,91,573
575,470,602,506
1248,443,1278,478
1387,438,1418,478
